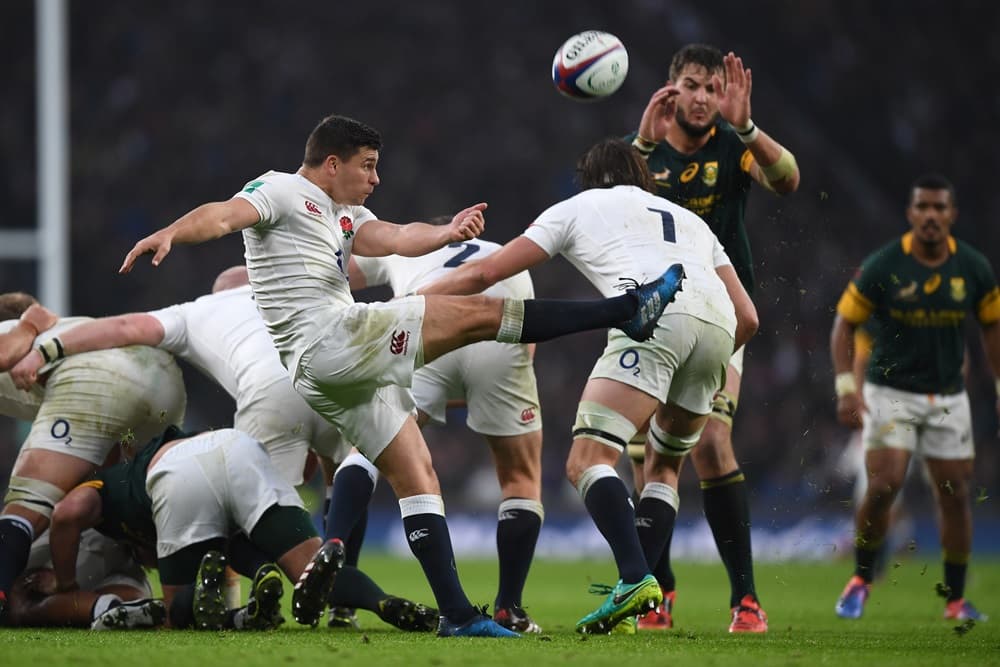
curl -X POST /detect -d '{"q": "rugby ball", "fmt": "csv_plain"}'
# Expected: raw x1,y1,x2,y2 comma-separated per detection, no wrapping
552,31,629,101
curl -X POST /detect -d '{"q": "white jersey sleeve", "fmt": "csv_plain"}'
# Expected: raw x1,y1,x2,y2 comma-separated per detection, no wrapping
148,304,190,353
147,286,292,403
712,236,733,269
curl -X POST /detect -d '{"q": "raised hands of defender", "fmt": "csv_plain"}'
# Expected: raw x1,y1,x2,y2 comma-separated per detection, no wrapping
447,202,487,242
836,392,866,430
638,84,679,144
119,228,175,274
711,51,753,130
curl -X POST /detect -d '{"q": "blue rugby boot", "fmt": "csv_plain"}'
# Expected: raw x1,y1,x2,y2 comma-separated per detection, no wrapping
618,264,686,342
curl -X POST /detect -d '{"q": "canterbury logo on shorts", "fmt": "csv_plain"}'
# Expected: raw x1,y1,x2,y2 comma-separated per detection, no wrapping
390,329,410,355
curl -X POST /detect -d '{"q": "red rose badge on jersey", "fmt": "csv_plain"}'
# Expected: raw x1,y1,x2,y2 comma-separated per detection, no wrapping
340,216,355,240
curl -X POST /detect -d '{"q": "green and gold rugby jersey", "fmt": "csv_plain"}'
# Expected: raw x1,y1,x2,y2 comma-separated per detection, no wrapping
81,425,190,551
627,124,755,292
836,233,1000,394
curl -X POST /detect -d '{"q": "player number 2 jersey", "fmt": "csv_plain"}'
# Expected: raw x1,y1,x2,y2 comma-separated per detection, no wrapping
523,184,736,335
352,239,535,301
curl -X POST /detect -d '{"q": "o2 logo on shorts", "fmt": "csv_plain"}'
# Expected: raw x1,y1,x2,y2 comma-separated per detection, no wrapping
50,419,72,445
619,349,640,376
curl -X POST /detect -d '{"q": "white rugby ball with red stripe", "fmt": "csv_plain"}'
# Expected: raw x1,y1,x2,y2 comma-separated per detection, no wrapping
552,31,629,101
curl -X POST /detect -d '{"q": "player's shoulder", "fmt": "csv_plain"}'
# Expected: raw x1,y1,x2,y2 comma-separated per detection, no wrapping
239,170,296,196
866,235,907,262
952,236,993,266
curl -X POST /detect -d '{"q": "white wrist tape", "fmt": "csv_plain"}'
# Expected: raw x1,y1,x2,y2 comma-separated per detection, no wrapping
835,372,858,398
734,120,759,144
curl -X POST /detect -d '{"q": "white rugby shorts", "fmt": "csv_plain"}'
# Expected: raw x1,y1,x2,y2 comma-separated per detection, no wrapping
589,313,733,415
24,347,186,465
146,429,303,558
413,340,541,436
861,383,974,460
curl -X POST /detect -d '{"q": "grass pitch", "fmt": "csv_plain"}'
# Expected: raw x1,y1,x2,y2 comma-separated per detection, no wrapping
5,556,999,667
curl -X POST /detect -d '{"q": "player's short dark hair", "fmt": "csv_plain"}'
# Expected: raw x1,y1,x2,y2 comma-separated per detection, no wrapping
0,292,38,321
669,43,725,81
576,138,656,193
910,173,957,206
303,115,383,167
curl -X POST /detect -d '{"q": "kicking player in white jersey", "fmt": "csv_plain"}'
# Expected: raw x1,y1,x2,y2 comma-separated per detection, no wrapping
115,114,683,637
349,234,545,633
0,294,186,621
418,138,758,634
9,266,439,632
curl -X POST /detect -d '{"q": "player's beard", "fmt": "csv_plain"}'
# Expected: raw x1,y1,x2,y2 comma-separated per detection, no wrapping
675,107,716,138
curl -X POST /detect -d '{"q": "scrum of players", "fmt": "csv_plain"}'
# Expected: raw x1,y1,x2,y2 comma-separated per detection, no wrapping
1,41,995,637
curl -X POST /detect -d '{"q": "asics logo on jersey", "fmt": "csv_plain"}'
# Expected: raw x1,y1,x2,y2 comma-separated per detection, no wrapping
520,407,536,423
408,528,429,542
304,200,322,216
390,330,410,355
339,216,355,240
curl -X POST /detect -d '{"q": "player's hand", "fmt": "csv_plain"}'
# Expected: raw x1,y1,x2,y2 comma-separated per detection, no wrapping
21,568,57,596
836,392,865,429
447,202,487,242
20,304,58,336
119,229,174,273
10,350,45,391
711,52,752,130
638,84,679,143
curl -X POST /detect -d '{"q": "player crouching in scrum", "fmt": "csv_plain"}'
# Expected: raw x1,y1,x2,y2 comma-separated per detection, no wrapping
48,425,345,630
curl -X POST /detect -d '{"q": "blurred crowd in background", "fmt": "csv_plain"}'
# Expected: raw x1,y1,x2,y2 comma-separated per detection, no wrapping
2,1,998,521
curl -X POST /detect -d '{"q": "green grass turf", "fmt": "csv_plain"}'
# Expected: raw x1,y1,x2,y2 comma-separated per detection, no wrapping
5,556,999,667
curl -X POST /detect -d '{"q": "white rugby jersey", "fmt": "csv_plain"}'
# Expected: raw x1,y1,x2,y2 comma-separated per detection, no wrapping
353,239,535,301
148,285,287,405
235,170,377,370
0,316,92,420
523,185,736,334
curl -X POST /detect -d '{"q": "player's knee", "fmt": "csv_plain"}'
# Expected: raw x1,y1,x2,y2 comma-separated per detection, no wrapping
648,419,702,457
865,477,904,506
571,401,636,454
4,475,66,522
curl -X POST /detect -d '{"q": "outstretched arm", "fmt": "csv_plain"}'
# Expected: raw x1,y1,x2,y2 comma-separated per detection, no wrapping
119,197,261,273
352,203,487,258
10,313,166,390
711,52,800,194
49,485,104,592
417,236,550,296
